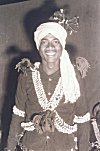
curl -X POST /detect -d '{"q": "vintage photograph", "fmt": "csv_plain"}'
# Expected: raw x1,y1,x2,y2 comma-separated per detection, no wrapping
0,0,99,150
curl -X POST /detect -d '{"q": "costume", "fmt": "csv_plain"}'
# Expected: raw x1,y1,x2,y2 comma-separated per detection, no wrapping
6,59,90,151
6,22,90,151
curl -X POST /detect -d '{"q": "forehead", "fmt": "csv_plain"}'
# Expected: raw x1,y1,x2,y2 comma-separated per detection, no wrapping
41,33,59,40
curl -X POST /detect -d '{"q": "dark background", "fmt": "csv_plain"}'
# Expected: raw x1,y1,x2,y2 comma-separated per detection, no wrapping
0,0,99,149
0,0,28,5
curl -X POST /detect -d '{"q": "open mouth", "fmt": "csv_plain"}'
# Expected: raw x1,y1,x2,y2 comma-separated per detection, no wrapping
45,51,56,56
46,52,56,56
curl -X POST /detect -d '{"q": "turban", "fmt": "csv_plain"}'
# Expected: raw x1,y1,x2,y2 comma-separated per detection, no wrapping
34,22,80,103
34,22,67,49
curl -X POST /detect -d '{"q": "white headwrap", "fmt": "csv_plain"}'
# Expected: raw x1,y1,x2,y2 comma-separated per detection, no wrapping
34,22,80,103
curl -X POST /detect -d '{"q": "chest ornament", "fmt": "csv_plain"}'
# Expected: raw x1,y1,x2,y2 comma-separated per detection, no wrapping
28,64,77,134
30,66,63,111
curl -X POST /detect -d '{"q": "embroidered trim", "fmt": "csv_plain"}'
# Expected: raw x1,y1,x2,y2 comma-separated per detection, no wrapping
54,111,77,134
30,66,63,111
13,105,25,117
73,112,90,123
22,126,35,131
74,137,78,150
21,121,35,131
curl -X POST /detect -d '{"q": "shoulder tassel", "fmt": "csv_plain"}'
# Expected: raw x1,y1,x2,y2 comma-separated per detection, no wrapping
15,58,31,76
75,57,90,78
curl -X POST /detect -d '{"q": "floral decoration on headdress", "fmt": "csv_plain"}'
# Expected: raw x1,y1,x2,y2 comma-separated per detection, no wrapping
49,8,79,35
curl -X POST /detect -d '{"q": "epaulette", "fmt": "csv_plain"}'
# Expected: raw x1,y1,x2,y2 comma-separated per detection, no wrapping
15,58,31,76
75,57,90,78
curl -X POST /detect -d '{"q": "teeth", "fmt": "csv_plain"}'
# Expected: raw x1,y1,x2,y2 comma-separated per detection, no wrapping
46,52,56,55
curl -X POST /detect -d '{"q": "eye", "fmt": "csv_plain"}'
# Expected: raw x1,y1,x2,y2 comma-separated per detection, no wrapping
53,39,60,44
40,39,48,45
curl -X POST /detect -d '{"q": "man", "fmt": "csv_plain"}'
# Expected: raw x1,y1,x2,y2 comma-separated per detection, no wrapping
6,22,90,151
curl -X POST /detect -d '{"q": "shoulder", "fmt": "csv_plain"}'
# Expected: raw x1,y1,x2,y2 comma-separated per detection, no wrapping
15,58,34,76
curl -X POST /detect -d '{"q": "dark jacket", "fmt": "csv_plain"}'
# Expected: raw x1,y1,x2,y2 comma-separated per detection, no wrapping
7,61,90,151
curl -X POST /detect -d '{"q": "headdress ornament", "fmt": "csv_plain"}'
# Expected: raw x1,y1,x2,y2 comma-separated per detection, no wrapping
49,8,79,35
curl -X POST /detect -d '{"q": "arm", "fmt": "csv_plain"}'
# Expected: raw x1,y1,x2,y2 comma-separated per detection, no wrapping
74,70,90,151
6,73,28,150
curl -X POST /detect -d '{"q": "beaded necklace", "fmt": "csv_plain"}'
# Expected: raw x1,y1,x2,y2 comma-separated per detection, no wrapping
30,65,63,111
30,64,77,134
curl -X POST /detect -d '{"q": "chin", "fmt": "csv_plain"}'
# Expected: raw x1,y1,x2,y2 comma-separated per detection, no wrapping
46,58,56,63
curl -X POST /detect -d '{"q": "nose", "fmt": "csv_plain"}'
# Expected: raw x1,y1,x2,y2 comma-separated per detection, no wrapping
46,42,54,50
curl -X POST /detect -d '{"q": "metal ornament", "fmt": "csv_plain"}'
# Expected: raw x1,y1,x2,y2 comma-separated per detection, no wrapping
49,8,79,35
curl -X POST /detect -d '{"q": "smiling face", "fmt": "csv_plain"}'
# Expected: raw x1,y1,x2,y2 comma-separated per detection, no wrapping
39,33,63,64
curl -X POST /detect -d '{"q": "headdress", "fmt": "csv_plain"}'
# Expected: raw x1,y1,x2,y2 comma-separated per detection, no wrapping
34,22,67,49
49,8,79,35
34,9,80,103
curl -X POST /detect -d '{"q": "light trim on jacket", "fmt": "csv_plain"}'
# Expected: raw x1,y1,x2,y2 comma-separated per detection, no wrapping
13,105,25,117
73,112,90,123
